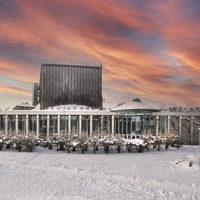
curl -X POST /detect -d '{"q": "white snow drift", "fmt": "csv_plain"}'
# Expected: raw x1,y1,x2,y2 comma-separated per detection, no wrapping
0,146,200,200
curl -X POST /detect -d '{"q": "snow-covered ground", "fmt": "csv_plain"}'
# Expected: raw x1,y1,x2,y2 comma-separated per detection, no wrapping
0,146,200,200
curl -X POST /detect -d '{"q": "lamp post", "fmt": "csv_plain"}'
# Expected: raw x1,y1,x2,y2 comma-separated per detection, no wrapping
198,128,200,145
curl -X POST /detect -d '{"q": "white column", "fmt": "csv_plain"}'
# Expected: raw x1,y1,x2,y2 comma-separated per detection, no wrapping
90,115,93,138
26,115,29,135
15,115,18,135
179,115,182,136
167,115,170,136
156,116,159,136
191,116,194,145
101,115,104,136
198,128,200,145
126,117,128,138
36,115,39,137
57,115,60,136
122,118,124,137
47,115,50,138
68,115,71,138
130,117,133,139
164,116,167,135
79,115,82,138
112,115,114,136
118,118,120,138
5,115,8,137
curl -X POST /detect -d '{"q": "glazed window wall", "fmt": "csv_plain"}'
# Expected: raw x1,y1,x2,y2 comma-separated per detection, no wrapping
114,116,120,134
92,115,101,136
149,116,156,135
49,115,58,137
60,115,68,136
140,116,150,135
71,115,79,136
103,115,111,135
141,115,156,135
122,117,131,138
28,115,37,133
18,115,26,134
115,116,141,137
39,115,47,138
118,116,124,135
159,116,166,134
0,115,5,135
170,116,179,134
193,116,200,145
8,115,15,136
133,116,141,134
182,116,191,144
81,115,90,137
126,117,131,135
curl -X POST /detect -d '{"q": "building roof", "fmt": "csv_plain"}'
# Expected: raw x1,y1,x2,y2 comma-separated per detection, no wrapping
12,102,35,110
111,99,160,113
33,104,100,111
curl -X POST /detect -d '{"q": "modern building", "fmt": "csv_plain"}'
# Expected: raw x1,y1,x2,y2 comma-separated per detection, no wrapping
32,83,39,106
38,63,102,110
0,63,200,145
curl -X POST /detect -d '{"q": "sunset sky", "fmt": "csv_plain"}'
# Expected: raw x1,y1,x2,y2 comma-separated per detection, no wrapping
0,0,200,109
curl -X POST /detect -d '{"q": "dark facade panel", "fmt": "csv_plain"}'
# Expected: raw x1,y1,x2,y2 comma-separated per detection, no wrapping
39,64,102,110
32,83,39,106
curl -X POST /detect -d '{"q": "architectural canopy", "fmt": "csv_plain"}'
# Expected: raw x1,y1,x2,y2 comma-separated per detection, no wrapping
111,98,160,115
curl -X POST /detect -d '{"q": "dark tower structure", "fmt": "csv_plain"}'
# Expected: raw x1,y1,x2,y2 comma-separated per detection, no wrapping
39,63,102,110
32,83,39,106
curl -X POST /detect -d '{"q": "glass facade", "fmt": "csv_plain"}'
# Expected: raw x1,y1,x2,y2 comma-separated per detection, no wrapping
170,116,179,134
114,116,120,135
39,115,47,138
149,116,156,135
28,115,37,133
60,115,68,136
71,115,79,136
103,115,111,135
18,115,26,134
49,115,58,137
1,113,194,141
182,116,191,144
159,116,166,134
193,116,200,145
92,115,101,137
81,115,90,137
0,115,5,134
8,115,15,135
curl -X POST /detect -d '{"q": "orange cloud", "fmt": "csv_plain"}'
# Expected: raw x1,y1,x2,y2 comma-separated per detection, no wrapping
0,83,31,96
0,0,200,107
0,59,38,84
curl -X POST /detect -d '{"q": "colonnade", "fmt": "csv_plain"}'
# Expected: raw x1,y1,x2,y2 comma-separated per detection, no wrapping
2,114,115,138
0,114,199,145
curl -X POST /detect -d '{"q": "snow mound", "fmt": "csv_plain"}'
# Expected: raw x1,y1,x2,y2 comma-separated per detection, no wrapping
176,154,200,170
0,146,200,200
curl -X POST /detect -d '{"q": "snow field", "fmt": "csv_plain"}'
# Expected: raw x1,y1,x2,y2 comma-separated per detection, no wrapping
0,146,200,200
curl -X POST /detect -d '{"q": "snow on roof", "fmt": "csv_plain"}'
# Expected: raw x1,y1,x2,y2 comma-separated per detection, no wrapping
15,102,33,107
112,100,160,112
32,104,100,111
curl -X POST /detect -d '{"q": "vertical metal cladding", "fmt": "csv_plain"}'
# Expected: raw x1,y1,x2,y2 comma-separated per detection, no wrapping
32,83,39,106
39,63,102,110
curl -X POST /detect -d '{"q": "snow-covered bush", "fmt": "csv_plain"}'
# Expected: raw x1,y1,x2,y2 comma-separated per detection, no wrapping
123,138,146,152
0,137,4,151
98,136,124,154
11,134,38,152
